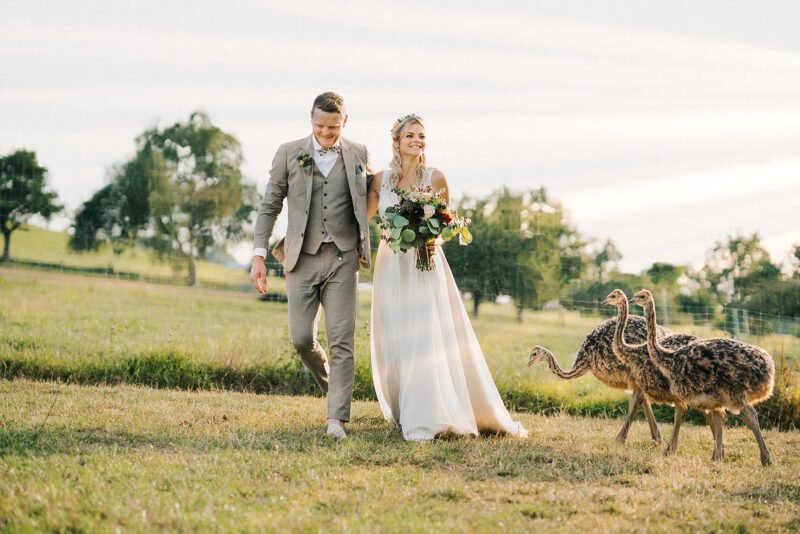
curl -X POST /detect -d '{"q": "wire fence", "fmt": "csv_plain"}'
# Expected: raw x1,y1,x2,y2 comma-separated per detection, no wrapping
3,255,799,342
0,257,286,301
552,298,799,339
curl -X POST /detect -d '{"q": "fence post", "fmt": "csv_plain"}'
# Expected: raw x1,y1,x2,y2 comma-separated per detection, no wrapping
732,306,740,340
660,288,669,328
742,309,750,336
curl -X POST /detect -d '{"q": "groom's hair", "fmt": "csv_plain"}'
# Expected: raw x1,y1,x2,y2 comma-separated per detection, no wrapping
312,92,345,115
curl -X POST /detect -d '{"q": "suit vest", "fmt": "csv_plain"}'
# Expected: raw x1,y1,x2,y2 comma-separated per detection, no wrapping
301,154,359,254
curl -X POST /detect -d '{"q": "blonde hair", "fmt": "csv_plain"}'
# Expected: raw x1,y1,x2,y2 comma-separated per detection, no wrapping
389,114,426,187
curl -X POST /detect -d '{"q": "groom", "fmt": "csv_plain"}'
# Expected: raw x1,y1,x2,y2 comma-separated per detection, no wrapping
250,92,373,439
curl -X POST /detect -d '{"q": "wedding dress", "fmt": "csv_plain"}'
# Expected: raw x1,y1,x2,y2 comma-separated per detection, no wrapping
370,169,528,441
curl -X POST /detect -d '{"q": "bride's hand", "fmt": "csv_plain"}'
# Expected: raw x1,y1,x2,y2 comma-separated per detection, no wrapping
425,241,436,258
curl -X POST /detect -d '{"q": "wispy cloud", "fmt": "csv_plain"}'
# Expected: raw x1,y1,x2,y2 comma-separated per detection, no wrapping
1,0,798,270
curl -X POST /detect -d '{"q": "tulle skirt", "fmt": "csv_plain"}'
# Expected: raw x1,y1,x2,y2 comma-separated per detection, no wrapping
370,241,528,441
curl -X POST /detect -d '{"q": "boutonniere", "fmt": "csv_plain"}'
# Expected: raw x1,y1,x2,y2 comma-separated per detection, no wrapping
297,152,313,173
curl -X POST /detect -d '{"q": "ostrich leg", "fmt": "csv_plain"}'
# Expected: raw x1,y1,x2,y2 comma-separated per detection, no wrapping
615,390,662,444
740,404,771,467
704,412,714,437
710,411,725,461
663,404,687,455
641,396,662,444
615,389,644,444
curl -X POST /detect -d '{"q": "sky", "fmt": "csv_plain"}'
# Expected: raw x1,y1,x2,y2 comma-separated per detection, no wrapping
2,0,799,272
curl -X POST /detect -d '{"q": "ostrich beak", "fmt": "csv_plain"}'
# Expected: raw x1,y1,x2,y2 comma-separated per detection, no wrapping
627,298,635,303
601,298,611,305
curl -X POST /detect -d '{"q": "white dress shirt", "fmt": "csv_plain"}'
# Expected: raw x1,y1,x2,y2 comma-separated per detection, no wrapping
253,137,342,258
312,136,341,178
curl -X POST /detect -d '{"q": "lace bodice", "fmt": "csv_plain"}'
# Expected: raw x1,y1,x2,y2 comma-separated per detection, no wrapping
378,169,433,216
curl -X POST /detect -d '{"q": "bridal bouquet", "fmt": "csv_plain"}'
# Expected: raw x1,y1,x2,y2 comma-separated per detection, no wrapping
379,185,472,271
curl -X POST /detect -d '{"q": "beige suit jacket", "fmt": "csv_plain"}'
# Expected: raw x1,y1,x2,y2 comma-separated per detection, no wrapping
254,135,373,272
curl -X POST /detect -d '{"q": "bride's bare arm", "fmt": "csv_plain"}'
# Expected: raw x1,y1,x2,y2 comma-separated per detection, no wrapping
367,171,382,219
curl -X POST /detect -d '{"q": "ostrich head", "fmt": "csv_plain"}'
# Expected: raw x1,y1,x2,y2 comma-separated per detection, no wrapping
629,289,655,309
602,289,628,307
528,346,552,367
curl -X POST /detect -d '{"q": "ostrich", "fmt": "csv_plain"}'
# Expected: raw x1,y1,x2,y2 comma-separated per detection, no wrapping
527,314,677,444
602,289,698,455
630,289,775,466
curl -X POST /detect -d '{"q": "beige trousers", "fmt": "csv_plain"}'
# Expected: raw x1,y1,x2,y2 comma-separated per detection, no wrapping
285,243,359,421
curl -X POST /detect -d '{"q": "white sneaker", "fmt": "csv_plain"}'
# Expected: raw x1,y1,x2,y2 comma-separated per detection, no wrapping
327,423,347,440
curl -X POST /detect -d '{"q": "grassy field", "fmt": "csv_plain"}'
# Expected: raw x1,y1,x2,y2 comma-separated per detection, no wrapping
0,265,289,368
4,223,266,289
1,380,799,532
2,265,799,425
2,263,800,531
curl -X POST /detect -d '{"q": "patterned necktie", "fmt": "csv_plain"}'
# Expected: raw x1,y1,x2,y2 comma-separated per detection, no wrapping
317,144,341,155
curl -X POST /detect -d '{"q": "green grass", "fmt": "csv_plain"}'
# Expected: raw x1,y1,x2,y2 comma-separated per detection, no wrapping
0,266,289,366
1,264,799,530
1,380,799,532
2,265,799,429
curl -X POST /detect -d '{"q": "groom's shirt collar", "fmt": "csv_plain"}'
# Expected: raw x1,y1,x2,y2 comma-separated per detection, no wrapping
312,136,341,178
312,136,341,152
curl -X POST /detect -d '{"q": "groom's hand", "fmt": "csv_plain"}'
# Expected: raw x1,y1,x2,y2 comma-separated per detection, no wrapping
250,256,268,294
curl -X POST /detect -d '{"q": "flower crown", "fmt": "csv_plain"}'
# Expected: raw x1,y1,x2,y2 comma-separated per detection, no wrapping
395,113,423,124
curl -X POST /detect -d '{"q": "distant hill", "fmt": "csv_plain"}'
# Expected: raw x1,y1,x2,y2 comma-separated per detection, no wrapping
4,224,250,286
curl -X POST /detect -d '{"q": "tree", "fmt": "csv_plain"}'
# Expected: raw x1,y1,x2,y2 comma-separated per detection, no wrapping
676,287,718,325
70,183,115,252
734,258,781,300
702,232,772,303
443,193,515,317
70,151,157,254
508,188,577,319
590,238,622,282
690,233,791,334
0,150,62,260
142,112,258,285
566,279,637,317
735,277,800,327
445,187,582,320
72,112,258,285
647,262,683,287
564,271,650,317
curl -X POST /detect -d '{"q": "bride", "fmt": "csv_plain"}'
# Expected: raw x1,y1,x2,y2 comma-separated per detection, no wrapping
367,114,528,441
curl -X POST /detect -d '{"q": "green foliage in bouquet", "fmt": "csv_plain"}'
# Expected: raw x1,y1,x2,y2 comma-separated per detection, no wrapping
379,185,472,270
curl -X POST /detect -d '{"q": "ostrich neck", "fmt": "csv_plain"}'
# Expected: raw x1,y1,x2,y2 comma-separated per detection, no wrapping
544,352,586,380
643,302,675,375
613,300,641,368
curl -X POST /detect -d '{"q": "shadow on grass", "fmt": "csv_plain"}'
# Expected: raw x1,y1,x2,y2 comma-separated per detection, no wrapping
734,482,800,503
1,351,320,397
3,349,798,431
1,351,376,404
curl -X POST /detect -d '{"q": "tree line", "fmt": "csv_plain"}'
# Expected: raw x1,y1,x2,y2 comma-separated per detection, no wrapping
2,111,798,328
